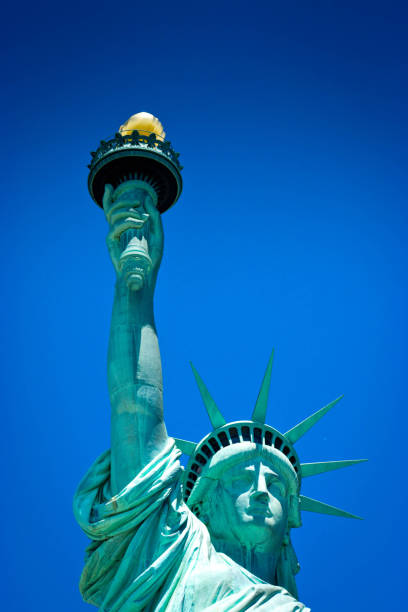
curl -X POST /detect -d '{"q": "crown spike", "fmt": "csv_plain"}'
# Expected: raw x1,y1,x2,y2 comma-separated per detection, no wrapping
284,395,344,444
300,495,363,520
173,438,197,456
251,350,275,423
301,459,367,478
190,362,226,429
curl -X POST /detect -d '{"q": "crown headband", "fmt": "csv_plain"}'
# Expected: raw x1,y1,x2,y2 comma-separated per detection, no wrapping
174,351,366,522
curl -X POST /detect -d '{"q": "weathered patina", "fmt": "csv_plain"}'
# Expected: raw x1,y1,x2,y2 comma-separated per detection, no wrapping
74,113,365,611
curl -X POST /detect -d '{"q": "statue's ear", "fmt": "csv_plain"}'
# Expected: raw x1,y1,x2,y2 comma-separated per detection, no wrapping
288,495,302,528
195,493,215,526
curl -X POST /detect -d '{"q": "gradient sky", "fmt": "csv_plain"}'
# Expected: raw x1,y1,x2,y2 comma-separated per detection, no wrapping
3,1,407,610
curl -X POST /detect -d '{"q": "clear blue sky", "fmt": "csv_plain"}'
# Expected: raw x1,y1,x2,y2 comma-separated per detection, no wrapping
3,1,407,610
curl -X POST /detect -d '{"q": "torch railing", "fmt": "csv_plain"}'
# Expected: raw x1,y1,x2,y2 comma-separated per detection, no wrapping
88,130,183,171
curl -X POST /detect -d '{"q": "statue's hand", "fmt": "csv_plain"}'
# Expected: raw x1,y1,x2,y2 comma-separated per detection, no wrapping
142,193,164,272
103,183,164,290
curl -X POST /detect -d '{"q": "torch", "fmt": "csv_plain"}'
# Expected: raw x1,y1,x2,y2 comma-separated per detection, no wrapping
87,112,183,289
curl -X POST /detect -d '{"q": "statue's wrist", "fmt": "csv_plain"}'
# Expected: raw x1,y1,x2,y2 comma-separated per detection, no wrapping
115,274,156,312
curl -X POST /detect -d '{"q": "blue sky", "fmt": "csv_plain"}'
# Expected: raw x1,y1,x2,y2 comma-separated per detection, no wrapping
3,1,407,610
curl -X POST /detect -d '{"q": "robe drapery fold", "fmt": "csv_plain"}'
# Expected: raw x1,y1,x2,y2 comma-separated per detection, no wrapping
74,440,310,611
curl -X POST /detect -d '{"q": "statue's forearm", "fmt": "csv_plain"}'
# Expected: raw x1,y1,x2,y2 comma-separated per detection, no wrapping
108,280,168,494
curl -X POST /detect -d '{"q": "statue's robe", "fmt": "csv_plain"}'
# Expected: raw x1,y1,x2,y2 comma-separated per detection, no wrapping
74,441,310,611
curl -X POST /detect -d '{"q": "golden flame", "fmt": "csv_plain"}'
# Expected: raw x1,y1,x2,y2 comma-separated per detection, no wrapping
119,112,166,141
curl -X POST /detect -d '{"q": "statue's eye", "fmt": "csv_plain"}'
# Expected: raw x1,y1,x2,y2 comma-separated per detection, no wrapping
266,478,286,496
229,473,252,486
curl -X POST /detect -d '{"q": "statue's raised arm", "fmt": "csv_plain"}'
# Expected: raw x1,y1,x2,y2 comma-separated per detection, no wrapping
103,180,167,495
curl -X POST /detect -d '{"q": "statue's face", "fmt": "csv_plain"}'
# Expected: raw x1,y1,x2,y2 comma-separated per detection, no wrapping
205,457,289,551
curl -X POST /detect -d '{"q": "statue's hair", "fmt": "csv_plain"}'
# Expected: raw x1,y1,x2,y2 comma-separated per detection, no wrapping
275,531,300,598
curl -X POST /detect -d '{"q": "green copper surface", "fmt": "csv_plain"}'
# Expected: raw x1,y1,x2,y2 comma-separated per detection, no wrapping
299,495,363,520
284,395,344,443
300,459,367,478
190,362,226,429
74,175,365,612
251,350,274,423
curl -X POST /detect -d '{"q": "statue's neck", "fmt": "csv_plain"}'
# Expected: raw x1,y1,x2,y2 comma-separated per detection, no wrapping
210,536,279,583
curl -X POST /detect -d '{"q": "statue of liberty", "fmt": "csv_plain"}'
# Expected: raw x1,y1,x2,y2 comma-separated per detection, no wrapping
74,113,365,611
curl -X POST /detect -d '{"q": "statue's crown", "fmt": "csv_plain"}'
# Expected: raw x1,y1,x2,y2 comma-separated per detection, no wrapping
174,351,366,523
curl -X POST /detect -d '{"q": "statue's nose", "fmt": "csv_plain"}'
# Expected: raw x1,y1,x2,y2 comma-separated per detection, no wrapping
250,489,269,504
251,472,269,500
254,471,269,494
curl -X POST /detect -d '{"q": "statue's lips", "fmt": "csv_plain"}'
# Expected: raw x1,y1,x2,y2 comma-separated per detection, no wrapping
247,502,272,517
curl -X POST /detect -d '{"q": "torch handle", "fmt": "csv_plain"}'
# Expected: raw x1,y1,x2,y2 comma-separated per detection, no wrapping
120,228,141,251
118,223,152,291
